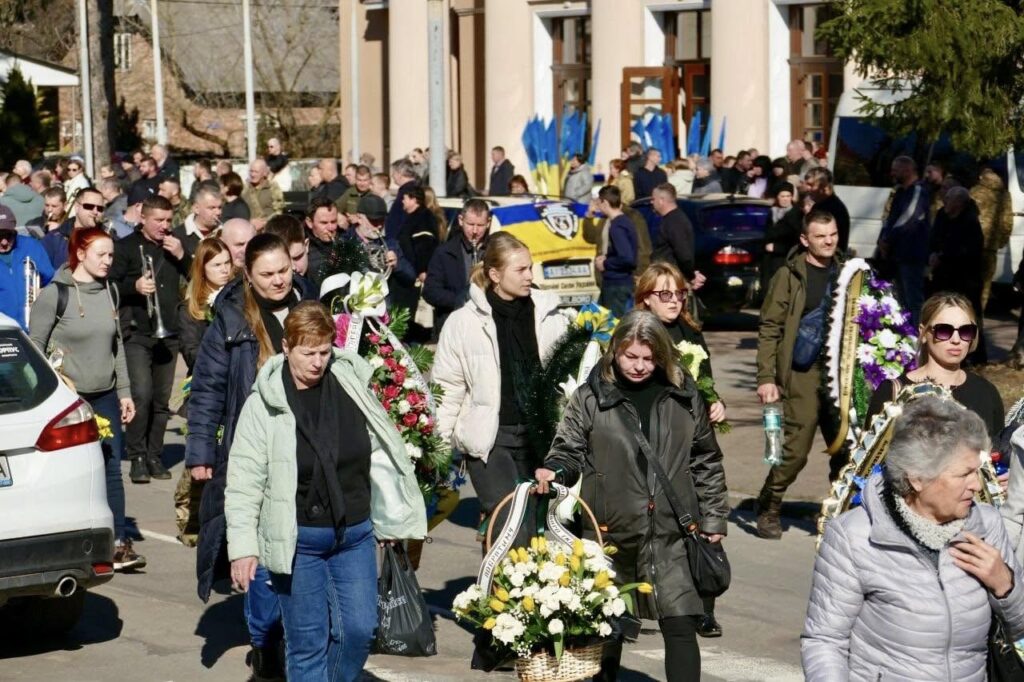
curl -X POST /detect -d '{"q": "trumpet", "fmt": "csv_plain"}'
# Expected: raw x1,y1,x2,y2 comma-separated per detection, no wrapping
139,246,175,339
23,257,39,327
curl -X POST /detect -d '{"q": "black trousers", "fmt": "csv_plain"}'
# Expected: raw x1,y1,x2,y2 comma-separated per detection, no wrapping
124,334,179,462
466,424,539,548
594,615,701,681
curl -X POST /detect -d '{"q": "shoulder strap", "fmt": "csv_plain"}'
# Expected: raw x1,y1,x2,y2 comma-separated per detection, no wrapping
634,429,698,533
891,377,902,402
54,282,70,323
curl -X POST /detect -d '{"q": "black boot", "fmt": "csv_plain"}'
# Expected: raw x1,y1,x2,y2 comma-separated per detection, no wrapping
250,644,286,682
129,458,150,484
146,457,171,480
697,612,723,637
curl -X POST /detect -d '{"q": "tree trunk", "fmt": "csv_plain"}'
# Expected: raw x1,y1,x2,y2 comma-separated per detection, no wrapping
87,0,115,167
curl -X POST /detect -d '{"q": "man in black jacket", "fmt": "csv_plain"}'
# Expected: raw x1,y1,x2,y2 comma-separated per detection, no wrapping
385,158,419,243
111,195,191,483
309,158,349,204
303,197,341,290
650,183,706,289
802,167,850,253
423,199,490,335
487,146,515,196
634,148,669,200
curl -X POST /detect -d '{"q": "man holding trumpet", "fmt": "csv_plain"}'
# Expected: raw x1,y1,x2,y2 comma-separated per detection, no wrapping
0,206,53,331
111,195,192,484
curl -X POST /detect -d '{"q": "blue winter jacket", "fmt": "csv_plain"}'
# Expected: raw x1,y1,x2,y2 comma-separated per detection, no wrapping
186,277,316,600
0,234,55,330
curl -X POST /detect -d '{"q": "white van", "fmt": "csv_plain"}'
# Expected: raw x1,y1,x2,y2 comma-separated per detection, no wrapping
828,86,1024,284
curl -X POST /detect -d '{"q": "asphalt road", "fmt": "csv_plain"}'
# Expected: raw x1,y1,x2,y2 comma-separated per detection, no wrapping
2,311,1018,681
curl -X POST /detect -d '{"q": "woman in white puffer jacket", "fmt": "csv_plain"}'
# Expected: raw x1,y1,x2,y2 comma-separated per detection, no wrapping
433,232,571,544
803,396,1024,681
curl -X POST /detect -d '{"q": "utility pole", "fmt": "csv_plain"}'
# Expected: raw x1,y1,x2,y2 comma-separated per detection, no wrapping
427,0,445,197
77,0,94,176
350,0,360,161
242,0,258,161
151,0,166,144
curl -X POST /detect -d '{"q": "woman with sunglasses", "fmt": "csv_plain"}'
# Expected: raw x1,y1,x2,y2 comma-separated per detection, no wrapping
62,158,93,206
865,292,1003,438
633,261,726,639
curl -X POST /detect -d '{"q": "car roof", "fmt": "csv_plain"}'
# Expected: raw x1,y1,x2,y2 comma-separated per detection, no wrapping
631,194,774,209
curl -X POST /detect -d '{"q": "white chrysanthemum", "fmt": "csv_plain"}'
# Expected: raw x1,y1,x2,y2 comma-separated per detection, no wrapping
403,378,418,389
880,295,900,312
369,356,385,369
857,294,876,309
397,400,411,415
405,443,422,460
419,413,429,424
603,585,619,599
581,578,594,591
584,556,609,572
602,598,626,617
548,619,564,635
882,364,902,380
568,595,582,611
856,343,876,364
452,584,482,610
556,587,574,604
538,563,566,583
509,588,522,598
522,584,540,597
539,602,555,618
598,622,613,637
508,571,525,587
503,563,517,578
875,329,899,349
492,613,525,645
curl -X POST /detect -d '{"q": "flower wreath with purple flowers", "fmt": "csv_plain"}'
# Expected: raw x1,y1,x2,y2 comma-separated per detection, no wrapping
823,258,918,454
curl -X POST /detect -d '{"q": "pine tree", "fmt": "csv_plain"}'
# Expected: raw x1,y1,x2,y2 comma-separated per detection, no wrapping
0,67,44,168
820,0,1024,157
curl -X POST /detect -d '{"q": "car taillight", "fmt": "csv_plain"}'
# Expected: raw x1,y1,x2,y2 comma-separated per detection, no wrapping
713,246,753,266
93,562,114,576
35,399,99,452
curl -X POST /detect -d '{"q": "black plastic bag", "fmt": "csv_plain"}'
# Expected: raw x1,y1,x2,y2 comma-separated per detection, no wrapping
373,544,437,657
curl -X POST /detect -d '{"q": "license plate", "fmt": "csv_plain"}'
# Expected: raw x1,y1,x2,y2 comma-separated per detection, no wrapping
543,263,591,279
0,456,11,487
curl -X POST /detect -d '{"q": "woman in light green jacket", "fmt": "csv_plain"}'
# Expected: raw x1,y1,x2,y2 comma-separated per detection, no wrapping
225,301,425,682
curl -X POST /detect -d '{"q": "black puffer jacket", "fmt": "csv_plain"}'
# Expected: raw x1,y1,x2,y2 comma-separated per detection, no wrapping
545,367,729,619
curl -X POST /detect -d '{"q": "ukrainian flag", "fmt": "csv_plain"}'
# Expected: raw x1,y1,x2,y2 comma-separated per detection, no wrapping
492,201,591,262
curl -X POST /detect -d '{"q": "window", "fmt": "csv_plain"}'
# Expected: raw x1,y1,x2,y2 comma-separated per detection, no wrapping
114,33,132,71
0,332,59,416
789,4,843,145
551,16,591,119
664,10,711,63
142,119,157,140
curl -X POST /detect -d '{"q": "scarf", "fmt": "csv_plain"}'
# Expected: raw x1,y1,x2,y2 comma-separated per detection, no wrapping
282,363,348,528
486,287,540,424
252,288,297,353
885,482,966,552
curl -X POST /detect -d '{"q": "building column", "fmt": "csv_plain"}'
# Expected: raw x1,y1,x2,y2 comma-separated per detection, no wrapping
483,0,533,191
387,0,431,167
340,0,389,168
590,0,644,173
709,0,769,153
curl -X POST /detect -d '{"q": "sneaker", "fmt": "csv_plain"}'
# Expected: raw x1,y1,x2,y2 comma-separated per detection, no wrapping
146,457,171,480
113,539,147,572
756,510,783,540
130,458,150,484
696,613,723,638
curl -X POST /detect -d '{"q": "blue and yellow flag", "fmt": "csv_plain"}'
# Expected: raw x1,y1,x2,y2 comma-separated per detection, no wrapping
492,201,592,262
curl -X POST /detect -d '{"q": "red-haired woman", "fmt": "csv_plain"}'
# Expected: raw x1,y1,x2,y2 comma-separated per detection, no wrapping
29,227,145,571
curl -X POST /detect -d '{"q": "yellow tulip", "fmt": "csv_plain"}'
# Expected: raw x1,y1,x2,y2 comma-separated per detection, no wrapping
530,537,539,552
483,617,497,630
537,536,547,553
489,598,506,612
570,556,581,573
495,588,510,602
594,572,610,589
520,548,532,563
604,545,618,556
637,582,654,594
554,553,567,566
523,596,536,612
573,539,585,558
559,572,571,587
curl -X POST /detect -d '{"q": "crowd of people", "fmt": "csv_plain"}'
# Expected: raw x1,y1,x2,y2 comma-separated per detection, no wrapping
4,134,1024,682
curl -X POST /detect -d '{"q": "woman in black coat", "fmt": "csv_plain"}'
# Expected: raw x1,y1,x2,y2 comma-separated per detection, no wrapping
535,310,729,682
445,152,476,199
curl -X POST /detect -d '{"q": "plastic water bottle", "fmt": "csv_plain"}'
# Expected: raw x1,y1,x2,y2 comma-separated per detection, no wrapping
763,403,784,467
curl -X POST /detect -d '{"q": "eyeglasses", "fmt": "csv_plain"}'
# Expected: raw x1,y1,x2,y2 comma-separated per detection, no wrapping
649,289,687,303
930,323,978,342
79,202,103,212
68,166,81,173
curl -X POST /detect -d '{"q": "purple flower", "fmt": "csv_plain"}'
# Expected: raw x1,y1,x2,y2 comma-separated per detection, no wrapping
884,349,897,361
863,362,888,390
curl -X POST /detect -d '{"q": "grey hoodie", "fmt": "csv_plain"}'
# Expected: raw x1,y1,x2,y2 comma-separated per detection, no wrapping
28,266,130,399
0,184,44,228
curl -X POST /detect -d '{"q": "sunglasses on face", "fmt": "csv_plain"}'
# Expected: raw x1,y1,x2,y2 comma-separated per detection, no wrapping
68,166,81,173
80,202,103,212
930,323,978,342
650,289,687,303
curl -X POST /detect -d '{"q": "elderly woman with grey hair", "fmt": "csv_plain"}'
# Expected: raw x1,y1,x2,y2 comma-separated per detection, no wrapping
803,396,1024,681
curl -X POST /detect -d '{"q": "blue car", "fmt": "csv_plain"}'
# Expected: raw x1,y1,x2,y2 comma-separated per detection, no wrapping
630,195,772,313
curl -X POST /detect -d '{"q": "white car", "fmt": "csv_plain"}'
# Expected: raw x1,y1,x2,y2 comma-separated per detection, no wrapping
0,313,114,634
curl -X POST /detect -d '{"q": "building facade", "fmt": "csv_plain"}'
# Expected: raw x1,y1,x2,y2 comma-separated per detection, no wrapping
345,0,858,191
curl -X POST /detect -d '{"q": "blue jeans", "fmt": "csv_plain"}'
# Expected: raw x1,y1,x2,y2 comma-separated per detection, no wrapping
244,564,283,648
897,263,926,327
599,282,634,318
270,520,378,682
83,390,126,542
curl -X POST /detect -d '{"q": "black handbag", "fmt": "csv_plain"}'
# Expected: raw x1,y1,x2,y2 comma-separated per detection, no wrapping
988,615,1024,681
636,433,731,598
